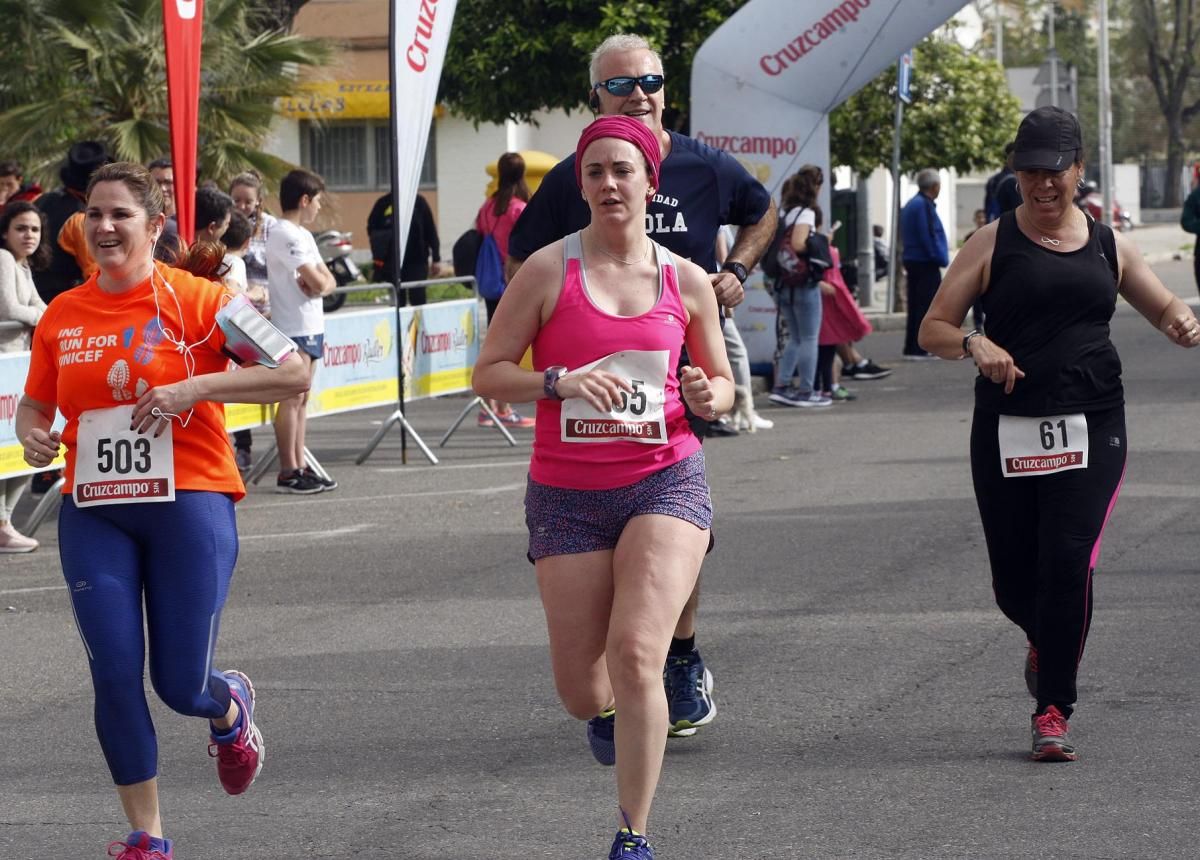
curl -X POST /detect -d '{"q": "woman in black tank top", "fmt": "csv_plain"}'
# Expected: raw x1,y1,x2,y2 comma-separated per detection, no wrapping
916,107,1200,763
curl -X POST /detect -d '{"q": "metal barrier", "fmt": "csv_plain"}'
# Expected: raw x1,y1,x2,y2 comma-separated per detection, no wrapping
1,278,514,534
351,275,517,463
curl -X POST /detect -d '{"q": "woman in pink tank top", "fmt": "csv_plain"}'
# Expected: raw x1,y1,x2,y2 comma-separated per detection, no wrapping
474,116,733,858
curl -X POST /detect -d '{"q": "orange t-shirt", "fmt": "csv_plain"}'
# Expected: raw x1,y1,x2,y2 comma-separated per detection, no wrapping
25,262,246,501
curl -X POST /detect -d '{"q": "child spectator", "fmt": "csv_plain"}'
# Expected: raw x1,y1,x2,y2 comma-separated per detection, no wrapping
266,169,337,494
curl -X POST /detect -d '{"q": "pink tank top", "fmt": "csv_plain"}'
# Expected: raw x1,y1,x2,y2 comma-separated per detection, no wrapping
530,231,701,490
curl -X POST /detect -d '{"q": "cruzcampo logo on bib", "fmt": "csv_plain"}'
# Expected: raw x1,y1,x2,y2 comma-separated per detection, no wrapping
997,413,1089,478
560,350,669,445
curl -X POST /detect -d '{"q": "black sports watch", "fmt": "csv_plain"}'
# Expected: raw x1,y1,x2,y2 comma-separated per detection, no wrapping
721,260,749,284
962,329,984,357
543,365,567,400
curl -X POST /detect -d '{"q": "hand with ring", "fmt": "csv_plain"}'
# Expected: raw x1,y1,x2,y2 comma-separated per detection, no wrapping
1167,313,1200,348
23,428,62,467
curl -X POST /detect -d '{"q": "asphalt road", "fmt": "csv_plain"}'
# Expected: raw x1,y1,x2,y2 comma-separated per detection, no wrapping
2,259,1198,859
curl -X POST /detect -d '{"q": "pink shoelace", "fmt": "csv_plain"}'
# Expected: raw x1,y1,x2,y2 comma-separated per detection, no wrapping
1034,706,1068,738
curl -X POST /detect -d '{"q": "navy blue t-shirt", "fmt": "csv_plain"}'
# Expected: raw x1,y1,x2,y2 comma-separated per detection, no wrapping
508,131,771,272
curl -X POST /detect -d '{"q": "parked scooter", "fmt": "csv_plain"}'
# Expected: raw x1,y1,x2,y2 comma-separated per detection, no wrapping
1076,182,1133,232
315,229,363,312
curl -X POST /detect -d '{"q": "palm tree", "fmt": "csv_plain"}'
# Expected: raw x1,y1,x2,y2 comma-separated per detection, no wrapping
0,0,331,186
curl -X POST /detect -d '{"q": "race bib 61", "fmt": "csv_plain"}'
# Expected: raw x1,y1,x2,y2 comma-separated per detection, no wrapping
997,413,1088,478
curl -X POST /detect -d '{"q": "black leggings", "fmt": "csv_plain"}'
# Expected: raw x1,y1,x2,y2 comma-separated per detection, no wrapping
813,344,837,393
969,405,1127,718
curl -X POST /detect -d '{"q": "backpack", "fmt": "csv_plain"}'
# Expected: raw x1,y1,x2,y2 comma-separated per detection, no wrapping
474,233,506,300
769,208,829,288
760,217,788,280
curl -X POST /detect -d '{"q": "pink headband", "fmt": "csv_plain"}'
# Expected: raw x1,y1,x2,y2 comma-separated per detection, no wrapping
574,116,661,191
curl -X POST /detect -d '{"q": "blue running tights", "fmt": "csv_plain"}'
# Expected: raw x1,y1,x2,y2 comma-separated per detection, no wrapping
59,491,239,785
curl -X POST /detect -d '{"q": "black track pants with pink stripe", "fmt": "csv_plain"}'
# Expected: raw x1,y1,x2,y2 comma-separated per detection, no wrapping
970,405,1127,719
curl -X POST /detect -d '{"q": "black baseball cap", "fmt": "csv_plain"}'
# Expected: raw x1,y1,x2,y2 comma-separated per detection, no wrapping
1011,106,1082,172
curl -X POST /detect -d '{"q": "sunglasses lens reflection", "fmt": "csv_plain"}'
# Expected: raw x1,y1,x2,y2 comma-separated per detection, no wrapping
602,75,664,96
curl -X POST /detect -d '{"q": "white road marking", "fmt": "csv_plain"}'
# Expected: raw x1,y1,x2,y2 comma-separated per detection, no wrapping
244,482,526,512
373,460,529,473
239,524,375,542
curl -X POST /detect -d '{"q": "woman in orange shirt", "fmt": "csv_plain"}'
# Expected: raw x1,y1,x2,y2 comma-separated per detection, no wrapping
16,163,308,860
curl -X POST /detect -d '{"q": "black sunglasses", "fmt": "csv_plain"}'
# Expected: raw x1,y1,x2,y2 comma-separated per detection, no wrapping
593,74,665,97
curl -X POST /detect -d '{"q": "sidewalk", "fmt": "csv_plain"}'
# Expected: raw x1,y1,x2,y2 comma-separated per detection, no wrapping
860,220,1196,331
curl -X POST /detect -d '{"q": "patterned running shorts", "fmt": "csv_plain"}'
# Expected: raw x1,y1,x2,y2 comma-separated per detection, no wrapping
524,450,713,561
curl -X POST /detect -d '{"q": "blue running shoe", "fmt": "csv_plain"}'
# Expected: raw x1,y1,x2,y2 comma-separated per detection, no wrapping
664,649,716,737
587,708,616,766
608,810,654,859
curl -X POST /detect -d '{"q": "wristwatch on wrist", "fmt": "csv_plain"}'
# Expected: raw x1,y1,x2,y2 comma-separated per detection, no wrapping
962,329,984,357
543,365,567,400
721,260,749,284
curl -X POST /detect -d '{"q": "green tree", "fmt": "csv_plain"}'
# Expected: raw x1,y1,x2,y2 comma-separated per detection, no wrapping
439,0,746,131
1120,0,1200,206
830,35,1022,174
0,0,331,186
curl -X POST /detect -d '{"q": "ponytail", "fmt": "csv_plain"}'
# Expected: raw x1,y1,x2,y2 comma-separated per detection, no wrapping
172,239,230,283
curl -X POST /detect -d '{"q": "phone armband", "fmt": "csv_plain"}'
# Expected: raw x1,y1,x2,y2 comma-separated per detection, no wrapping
216,294,297,368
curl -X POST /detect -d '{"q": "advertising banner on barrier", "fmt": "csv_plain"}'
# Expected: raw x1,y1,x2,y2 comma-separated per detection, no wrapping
304,297,480,418
0,298,484,477
0,352,65,480
308,307,399,419
401,298,479,399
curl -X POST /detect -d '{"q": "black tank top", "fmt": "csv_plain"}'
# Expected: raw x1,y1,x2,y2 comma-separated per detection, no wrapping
976,210,1123,416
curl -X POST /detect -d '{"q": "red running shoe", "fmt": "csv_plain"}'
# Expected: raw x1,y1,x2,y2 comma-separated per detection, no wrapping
1031,705,1077,762
108,831,173,859
209,670,264,794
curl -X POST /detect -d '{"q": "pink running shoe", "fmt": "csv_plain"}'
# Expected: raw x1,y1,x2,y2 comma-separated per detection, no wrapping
208,670,264,795
107,831,173,859
497,410,536,428
1031,705,1077,762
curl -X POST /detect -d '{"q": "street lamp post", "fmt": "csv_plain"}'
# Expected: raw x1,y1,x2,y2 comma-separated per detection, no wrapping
996,0,1004,65
1098,0,1113,226
1048,4,1058,107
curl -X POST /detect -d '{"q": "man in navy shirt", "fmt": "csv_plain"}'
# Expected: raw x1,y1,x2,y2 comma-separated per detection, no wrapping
507,33,775,744
900,168,949,358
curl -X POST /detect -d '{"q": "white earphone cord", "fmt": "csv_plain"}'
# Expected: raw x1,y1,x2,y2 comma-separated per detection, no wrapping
148,260,223,429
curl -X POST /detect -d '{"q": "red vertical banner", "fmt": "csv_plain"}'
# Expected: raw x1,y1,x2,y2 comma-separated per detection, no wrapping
162,0,205,242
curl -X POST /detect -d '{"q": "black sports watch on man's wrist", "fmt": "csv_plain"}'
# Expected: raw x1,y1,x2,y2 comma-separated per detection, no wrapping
721,261,749,284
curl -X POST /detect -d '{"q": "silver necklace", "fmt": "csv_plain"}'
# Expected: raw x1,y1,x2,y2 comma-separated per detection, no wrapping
1040,235,1061,246
593,238,650,265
